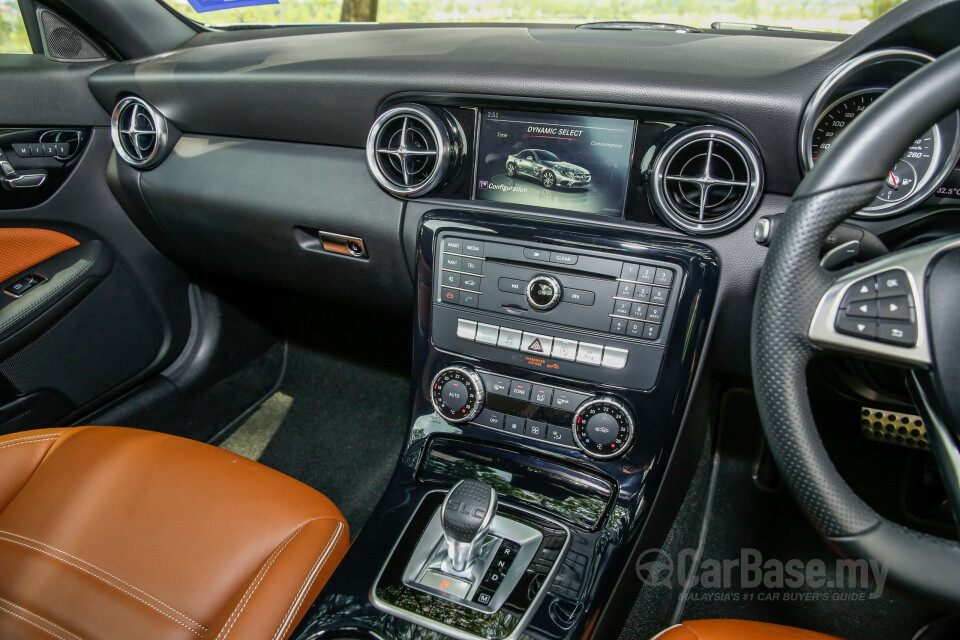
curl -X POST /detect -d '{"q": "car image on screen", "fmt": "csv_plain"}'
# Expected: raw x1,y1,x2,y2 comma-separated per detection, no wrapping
505,149,592,189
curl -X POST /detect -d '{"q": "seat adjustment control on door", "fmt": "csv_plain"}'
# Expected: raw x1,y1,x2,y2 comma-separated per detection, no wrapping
431,365,485,423
572,396,635,459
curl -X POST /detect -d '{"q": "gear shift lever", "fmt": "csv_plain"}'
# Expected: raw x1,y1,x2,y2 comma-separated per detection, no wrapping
441,479,497,572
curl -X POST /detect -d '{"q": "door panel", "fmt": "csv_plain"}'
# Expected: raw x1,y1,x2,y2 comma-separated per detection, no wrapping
0,54,192,433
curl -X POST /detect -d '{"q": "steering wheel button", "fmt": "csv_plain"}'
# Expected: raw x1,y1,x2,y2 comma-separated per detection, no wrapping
836,316,878,340
877,269,910,296
878,322,917,346
842,276,877,304
845,300,878,318
878,296,912,320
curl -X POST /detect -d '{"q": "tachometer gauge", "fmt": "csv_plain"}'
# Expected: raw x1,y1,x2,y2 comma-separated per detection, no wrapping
810,89,941,216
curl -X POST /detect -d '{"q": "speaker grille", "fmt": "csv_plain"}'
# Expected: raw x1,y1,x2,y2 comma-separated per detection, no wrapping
37,8,107,62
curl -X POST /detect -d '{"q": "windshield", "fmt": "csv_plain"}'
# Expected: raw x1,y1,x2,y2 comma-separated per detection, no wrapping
537,151,561,162
165,0,909,34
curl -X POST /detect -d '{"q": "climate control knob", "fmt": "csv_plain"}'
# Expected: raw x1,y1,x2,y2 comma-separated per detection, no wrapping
572,397,635,459
431,365,485,424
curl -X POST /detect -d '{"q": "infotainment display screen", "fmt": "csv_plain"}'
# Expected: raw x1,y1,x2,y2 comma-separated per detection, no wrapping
474,109,635,216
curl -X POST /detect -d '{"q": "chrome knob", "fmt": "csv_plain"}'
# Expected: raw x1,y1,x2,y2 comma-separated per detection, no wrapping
430,365,485,424
572,396,636,459
525,274,562,311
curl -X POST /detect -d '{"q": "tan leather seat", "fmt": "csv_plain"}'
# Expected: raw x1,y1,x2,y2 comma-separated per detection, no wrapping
653,620,848,640
0,427,349,640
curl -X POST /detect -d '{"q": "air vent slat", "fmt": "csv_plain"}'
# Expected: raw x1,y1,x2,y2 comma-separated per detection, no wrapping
366,104,461,197
110,97,169,170
651,127,763,235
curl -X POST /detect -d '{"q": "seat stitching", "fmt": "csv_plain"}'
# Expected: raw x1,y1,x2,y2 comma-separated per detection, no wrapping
0,435,61,452
0,534,203,636
216,524,307,640
271,521,344,640
0,530,206,630
0,597,83,640
0,603,78,640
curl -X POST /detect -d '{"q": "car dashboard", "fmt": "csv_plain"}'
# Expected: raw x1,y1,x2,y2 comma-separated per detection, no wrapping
65,1,960,638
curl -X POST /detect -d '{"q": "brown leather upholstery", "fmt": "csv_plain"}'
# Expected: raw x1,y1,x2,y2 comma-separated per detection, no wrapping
654,620,848,640
0,228,79,283
0,427,349,640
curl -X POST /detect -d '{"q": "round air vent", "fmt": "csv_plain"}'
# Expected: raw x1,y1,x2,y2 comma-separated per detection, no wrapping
650,127,763,234
110,96,169,170
366,104,463,197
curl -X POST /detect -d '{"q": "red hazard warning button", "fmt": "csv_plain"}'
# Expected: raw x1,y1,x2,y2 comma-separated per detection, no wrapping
520,332,554,356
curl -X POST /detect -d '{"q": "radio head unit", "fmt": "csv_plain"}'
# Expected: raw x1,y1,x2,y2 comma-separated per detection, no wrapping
432,232,681,390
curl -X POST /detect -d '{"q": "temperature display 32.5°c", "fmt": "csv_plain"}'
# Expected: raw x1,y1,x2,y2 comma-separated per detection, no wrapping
810,88,941,216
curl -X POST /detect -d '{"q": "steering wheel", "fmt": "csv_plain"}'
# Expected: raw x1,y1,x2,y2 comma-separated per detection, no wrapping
752,43,960,609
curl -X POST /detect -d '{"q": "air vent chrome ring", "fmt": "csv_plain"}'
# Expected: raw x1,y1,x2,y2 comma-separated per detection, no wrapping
366,103,461,197
110,96,168,170
650,126,763,235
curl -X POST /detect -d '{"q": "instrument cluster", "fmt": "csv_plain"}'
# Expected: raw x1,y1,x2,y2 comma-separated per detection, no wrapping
799,48,960,218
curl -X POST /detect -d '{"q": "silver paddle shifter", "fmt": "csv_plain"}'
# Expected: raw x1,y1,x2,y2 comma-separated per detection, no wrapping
440,479,498,572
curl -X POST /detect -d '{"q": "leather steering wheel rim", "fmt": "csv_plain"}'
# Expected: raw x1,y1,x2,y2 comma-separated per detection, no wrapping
751,43,960,609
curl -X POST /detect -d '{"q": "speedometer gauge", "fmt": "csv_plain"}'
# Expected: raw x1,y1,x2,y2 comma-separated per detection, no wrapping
810,88,941,215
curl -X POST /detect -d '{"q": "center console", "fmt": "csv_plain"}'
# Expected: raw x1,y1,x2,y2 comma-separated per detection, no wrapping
292,210,719,640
